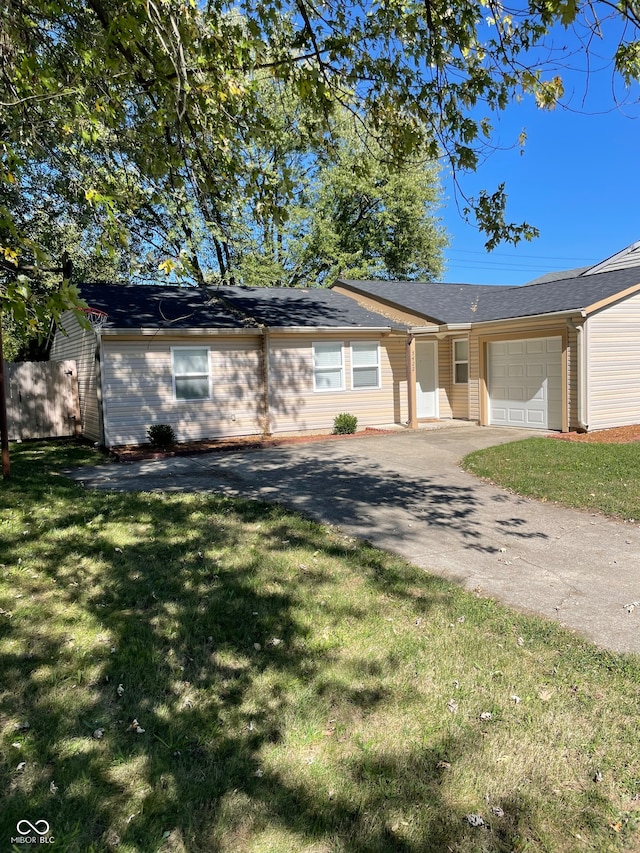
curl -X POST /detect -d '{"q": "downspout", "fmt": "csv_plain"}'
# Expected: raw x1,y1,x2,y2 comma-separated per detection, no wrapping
261,327,272,437
569,319,588,432
95,329,106,447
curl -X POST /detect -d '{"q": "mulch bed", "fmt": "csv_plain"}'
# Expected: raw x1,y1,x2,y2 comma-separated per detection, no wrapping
111,423,640,461
110,427,396,463
550,424,640,444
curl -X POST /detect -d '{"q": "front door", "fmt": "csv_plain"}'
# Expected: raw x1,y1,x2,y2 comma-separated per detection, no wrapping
415,340,438,418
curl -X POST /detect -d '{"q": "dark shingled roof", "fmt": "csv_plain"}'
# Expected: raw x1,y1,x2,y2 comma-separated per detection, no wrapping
524,266,591,286
77,283,407,332
216,285,408,328
473,266,640,322
335,280,504,324
78,266,640,335
338,266,640,324
78,283,256,330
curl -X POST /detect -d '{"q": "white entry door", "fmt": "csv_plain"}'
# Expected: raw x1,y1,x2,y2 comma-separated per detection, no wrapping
415,340,438,418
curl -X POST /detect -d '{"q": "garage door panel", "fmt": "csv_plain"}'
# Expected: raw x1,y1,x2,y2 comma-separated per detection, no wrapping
507,408,525,423
506,386,525,401
528,385,545,401
488,337,562,430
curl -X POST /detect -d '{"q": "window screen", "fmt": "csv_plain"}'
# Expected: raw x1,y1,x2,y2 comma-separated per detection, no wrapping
453,339,469,384
172,347,210,400
313,342,344,391
352,342,380,389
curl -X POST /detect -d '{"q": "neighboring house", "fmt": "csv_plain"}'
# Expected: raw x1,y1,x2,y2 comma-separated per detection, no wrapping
49,241,640,447
50,283,410,447
334,240,640,433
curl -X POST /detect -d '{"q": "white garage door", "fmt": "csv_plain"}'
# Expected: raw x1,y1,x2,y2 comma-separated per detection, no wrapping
488,337,562,430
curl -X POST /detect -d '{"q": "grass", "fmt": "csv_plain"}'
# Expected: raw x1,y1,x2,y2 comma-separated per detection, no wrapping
1,441,640,852
462,438,640,520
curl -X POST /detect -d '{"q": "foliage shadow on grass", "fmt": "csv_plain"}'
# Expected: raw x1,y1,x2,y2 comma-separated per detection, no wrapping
2,442,631,852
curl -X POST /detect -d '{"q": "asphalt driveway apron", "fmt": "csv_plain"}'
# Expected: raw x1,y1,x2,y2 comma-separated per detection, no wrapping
69,425,640,655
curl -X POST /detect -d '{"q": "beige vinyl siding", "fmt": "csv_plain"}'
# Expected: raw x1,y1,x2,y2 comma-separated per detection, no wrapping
566,324,580,431
436,338,453,419
268,332,407,433
448,337,470,419
586,291,640,430
101,336,264,447
386,335,409,425
468,334,481,423
331,285,433,326
50,312,101,442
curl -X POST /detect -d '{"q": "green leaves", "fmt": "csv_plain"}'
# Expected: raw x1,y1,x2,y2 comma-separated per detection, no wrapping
290,116,448,284
1,0,639,332
464,185,539,253
615,41,640,85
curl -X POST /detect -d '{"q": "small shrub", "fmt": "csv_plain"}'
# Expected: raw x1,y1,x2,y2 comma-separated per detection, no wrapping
147,423,176,448
333,413,358,435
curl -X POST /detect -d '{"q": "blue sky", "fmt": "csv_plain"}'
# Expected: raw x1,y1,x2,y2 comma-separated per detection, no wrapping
439,22,640,286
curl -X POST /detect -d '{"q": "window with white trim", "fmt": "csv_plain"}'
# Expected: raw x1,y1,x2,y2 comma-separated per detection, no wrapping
351,341,380,389
172,347,211,400
453,339,469,384
313,342,344,391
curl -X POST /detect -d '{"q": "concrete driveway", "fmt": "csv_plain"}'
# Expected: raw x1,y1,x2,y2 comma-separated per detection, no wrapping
69,423,640,655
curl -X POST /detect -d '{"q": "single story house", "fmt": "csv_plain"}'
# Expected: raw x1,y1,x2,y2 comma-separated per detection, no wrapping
50,283,411,447
335,240,640,433
49,241,640,447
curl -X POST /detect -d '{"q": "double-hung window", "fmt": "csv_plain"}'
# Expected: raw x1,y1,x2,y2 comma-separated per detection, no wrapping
172,347,211,400
313,342,344,391
453,339,469,384
351,341,380,389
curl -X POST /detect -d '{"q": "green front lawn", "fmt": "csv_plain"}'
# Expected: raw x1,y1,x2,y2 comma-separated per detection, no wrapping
463,437,640,520
1,442,640,852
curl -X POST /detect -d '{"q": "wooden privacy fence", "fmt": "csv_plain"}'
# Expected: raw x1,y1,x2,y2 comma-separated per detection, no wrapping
4,360,81,440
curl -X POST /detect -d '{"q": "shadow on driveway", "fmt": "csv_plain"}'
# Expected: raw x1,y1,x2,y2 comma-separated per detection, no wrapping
69,427,640,654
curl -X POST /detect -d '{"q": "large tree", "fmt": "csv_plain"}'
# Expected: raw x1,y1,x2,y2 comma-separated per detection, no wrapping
294,128,448,283
232,104,448,286
2,0,639,328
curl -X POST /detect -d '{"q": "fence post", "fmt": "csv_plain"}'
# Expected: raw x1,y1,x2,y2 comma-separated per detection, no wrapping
0,313,10,479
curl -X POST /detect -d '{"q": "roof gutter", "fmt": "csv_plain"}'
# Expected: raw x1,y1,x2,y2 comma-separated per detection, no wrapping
100,325,396,336
94,326,107,447
99,327,260,337
409,322,472,336
265,326,394,334
409,312,584,333
469,308,582,327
